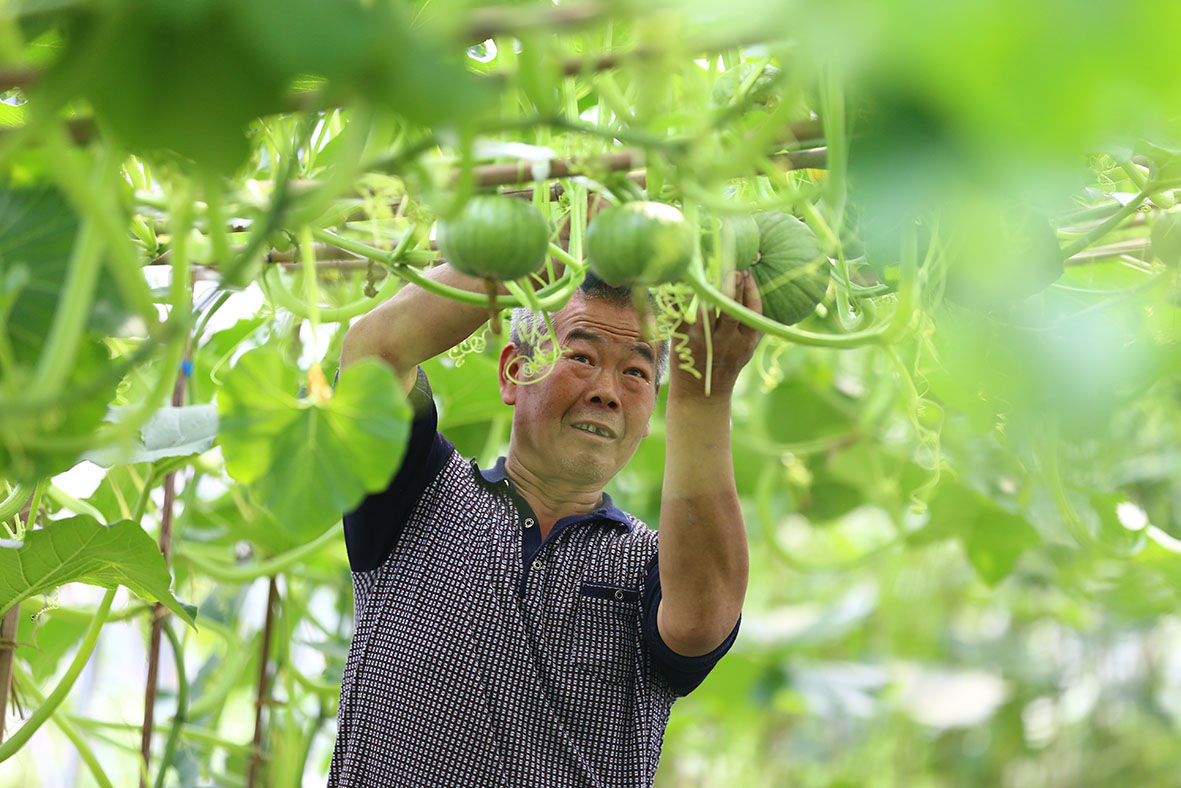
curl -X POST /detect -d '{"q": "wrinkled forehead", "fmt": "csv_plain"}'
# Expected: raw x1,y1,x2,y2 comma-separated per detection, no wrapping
552,291,650,345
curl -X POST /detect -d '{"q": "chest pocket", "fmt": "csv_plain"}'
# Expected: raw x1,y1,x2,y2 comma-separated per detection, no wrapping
570,581,641,685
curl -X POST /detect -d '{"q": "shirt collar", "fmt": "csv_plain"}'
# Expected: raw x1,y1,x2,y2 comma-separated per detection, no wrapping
472,457,634,532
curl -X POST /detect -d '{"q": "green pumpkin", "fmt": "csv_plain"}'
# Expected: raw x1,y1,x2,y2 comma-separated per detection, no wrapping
437,195,549,280
702,213,761,271
751,211,829,325
710,63,781,108
586,201,695,286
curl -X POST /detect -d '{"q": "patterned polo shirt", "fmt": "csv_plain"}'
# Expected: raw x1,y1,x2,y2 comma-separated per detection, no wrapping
328,370,737,787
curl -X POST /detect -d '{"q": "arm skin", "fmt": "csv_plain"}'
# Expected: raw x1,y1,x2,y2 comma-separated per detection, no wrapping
657,270,763,657
340,264,503,389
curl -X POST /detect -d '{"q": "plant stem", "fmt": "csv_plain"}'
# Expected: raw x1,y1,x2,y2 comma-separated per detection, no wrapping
151,621,188,788
139,330,190,788
43,130,158,326
685,266,889,348
311,229,583,310
0,483,32,522
246,576,280,788
1036,420,1103,552
0,493,33,740
0,586,116,762
70,715,252,753
24,479,46,531
0,605,18,741
44,484,105,521
10,664,116,788
27,217,103,399
260,262,402,323
175,525,339,584
1061,190,1149,259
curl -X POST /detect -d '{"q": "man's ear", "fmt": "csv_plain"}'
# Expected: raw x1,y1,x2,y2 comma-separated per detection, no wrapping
498,342,521,405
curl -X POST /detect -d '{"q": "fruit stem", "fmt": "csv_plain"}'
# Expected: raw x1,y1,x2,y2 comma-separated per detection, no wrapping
685,265,890,348
485,279,501,335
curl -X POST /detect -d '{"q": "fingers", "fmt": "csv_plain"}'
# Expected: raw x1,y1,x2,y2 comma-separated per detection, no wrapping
680,270,762,341
714,270,762,333
738,269,763,332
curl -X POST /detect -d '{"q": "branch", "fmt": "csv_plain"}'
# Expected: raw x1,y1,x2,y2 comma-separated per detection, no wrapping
463,0,607,44
0,493,32,742
245,577,280,788
139,330,191,788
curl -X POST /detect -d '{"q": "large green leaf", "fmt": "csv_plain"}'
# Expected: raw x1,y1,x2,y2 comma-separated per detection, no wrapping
217,348,411,542
0,337,121,481
0,185,127,365
82,404,219,467
764,379,857,445
423,354,510,429
0,515,195,626
56,0,287,173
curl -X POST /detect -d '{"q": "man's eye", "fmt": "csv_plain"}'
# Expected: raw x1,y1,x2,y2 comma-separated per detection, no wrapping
570,353,591,363
625,368,649,379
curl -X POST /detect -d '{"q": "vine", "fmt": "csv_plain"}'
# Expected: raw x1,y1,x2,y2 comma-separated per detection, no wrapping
653,282,703,381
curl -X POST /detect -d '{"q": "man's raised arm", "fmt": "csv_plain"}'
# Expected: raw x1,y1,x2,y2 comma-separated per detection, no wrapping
656,270,762,657
340,264,504,393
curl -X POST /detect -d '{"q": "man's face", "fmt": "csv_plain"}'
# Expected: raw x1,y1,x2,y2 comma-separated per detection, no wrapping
499,292,659,488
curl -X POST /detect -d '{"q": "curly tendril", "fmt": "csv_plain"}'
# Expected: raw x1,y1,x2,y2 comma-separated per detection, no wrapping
754,337,790,391
446,324,491,367
654,283,702,381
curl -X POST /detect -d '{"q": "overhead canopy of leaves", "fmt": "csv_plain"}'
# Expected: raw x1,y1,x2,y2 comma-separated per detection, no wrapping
48,0,493,171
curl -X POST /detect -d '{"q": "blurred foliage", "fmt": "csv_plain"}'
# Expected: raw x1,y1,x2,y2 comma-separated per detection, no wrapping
1,0,1181,787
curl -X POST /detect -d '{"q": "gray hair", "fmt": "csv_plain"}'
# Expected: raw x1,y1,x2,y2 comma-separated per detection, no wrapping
509,274,670,383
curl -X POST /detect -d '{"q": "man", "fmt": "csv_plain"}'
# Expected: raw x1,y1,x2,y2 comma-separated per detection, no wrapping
329,256,762,787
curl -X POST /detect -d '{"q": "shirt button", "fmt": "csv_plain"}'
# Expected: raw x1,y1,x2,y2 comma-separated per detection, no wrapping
524,518,535,528
532,559,543,571
614,589,625,601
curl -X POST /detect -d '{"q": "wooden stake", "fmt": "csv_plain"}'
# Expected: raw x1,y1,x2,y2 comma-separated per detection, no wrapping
246,577,280,788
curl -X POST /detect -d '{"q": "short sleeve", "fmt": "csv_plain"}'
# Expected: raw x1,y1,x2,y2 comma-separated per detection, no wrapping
640,556,740,697
342,367,454,572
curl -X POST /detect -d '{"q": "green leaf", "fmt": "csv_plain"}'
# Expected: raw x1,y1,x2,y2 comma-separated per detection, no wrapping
0,102,26,127
927,480,1039,585
0,515,195,626
0,338,121,481
0,185,128,365
217,348,411,541
237,0,493,126
191,316,266,404
57,0,287,173
83,463,151,524
764,380,856,445
423,355,510,430
82,404,219,467
16,601,88,683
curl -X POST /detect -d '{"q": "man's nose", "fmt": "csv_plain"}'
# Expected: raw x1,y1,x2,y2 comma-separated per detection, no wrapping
586,370,620,410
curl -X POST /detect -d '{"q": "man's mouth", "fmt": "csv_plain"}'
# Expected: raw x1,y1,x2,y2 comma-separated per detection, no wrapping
571,422,615,439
